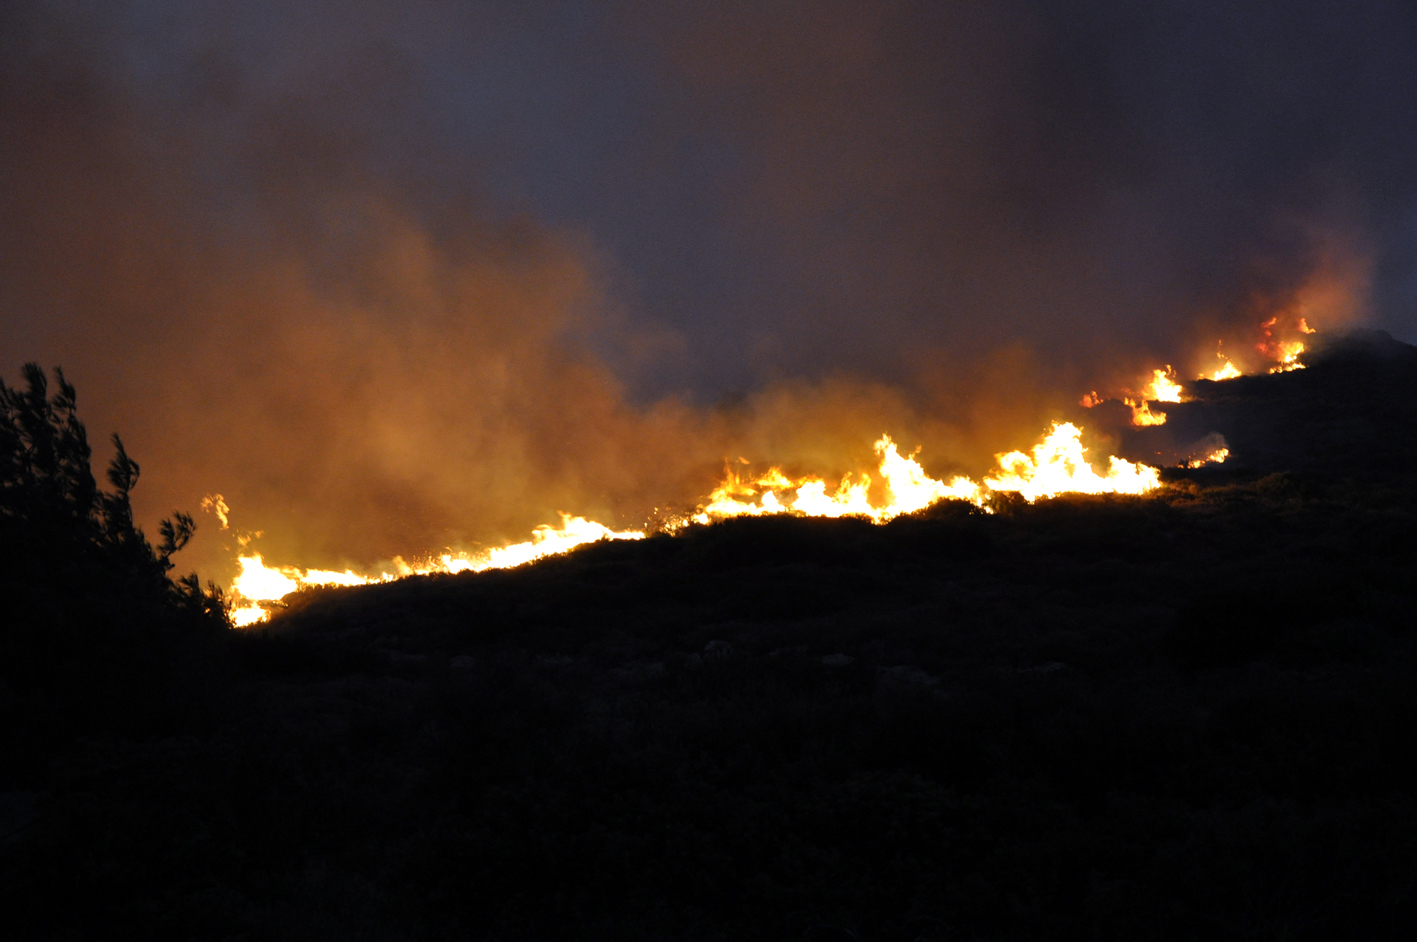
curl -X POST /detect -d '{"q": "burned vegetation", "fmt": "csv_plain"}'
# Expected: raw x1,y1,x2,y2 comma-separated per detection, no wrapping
6,346,1417,940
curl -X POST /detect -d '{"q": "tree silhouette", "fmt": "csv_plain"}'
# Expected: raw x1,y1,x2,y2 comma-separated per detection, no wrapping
0,362,226,622
2,363,228,782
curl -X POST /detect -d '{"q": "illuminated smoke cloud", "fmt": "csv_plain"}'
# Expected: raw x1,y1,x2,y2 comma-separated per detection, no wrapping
3,0,1416,584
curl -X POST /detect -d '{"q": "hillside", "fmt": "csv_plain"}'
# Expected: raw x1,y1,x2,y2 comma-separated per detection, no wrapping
6,340,1417,940
1119,329,1417,472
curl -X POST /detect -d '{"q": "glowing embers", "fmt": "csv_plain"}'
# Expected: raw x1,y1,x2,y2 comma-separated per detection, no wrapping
227,514,643,626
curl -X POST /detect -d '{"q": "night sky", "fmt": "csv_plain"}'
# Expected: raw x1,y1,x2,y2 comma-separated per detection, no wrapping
4,0,1417,576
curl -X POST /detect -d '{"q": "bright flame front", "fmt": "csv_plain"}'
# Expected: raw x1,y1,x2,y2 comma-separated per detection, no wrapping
691,424,1161,525
225,326,1327,626
228,515,644,625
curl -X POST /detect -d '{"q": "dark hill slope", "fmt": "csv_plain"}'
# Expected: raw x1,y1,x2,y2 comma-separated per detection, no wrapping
9,480,1417,940
1122,329,1417,472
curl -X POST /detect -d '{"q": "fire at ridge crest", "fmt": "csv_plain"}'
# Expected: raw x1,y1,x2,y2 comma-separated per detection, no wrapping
222,324,1317,626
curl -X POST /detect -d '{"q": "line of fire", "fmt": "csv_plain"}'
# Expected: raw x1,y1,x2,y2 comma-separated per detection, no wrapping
222,316,1318,626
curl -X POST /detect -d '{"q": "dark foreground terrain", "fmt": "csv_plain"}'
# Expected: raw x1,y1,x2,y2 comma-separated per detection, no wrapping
7,473,1417,940
6,340,1417,941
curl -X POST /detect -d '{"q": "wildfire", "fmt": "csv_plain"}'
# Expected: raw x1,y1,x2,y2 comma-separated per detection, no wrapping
1209,358,1243,381
1124,367,1184,426
1128,400,1168,426
979,423,1161,501
688,424,1160,523
1268,340,1306,373
1255,316,1310,373
221,420,1167,625
219,326,1317,626
689,435,978,526
1143,368,1183,403
1185,447,1229,468
228,514,644,626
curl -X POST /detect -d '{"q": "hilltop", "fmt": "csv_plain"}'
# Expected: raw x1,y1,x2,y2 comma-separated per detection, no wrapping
1119,328,1417,472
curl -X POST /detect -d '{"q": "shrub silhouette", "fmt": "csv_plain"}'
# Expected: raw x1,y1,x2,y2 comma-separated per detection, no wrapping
1,363,227,780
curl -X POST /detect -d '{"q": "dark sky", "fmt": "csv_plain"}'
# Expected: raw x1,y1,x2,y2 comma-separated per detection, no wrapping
4,0,1417,573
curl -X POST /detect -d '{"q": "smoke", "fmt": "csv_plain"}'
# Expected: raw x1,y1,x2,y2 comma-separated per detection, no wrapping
3,0,1416,576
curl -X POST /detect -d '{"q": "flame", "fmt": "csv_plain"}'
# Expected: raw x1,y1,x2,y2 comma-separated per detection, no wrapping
1123,366,1183,425
200,494,230,529
1268,339,1306,373
691,425,1160,525
231,605,269,629
437,515,644,572
218,324,1328,627
1185,447,1229,468
1209,359,1243,381
222,416,1170,627
980,423,1161,502
1256,316,1308,373
228,515,644,625
232,554,302,601
1126,399,1169,426
690,434,964,525
1143,368,1183,403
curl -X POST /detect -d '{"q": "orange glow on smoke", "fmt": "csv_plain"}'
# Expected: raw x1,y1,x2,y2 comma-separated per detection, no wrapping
1255,316,1309,373
222,326,1320,626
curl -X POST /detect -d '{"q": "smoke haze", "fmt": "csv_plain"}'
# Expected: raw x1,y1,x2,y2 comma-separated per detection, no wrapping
4,0,1417,576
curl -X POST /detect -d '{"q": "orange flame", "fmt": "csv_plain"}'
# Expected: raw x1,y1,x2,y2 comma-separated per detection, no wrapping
221,417,1168,626
981,423,1161,501
1123,367,1184,425
222,324,1330,626
1185,447,1229,468
690,425,1160,523
1143,368,1183,403
228,514,644,626
1256,316,1309,373
1209,358,1243,381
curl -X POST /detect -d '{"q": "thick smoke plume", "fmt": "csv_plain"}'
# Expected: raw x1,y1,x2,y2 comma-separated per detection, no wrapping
3,0,1415,577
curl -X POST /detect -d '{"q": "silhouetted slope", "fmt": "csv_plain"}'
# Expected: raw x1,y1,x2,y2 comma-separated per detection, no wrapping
9,351,1417,940
8,479,1417,940
1124,329,1417,472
